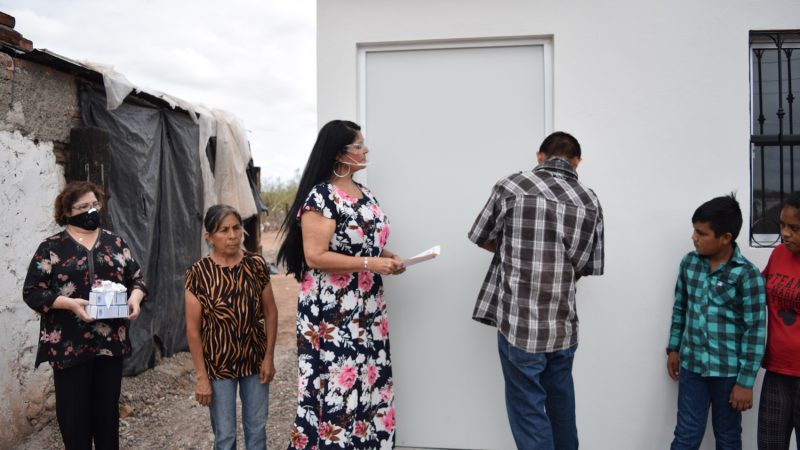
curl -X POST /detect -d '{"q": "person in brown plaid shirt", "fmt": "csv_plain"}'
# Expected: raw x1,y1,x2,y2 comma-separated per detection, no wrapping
468,131,604,450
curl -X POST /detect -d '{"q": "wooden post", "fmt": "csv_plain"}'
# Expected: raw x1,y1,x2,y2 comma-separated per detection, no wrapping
69,126,113,229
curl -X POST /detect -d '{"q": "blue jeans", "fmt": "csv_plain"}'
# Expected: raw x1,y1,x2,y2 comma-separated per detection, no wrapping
209,374,269,450
671,369,742,450
497,331,578,450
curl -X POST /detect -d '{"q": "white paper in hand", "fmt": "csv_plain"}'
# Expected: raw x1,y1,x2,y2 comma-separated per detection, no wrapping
403,245,441,267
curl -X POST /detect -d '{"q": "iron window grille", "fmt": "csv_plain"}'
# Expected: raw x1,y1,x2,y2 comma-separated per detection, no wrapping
751,30,800,247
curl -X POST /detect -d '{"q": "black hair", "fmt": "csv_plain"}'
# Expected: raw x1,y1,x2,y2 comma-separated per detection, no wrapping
277,120,361,280
204,204,242,234
691,193,742,240
783,192,800,210
539,131,581,159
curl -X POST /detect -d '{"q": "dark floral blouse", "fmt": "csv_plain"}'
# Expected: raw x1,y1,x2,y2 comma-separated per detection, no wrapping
22,229,147,370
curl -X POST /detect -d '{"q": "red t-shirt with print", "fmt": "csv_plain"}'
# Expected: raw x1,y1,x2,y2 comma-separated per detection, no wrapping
763,243,800,377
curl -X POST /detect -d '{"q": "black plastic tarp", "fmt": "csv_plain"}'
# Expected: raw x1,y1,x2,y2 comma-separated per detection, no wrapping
80,86,203,375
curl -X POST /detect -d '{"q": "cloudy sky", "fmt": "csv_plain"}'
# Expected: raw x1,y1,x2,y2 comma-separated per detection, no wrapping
4,0,316,182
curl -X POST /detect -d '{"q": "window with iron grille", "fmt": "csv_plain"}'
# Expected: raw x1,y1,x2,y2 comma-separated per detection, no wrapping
751,30,800,247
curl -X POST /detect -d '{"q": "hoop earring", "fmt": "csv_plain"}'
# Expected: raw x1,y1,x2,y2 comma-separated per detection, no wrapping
333,163,350,178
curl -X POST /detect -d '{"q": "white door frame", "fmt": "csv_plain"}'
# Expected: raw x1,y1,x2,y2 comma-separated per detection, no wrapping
354,36,555,448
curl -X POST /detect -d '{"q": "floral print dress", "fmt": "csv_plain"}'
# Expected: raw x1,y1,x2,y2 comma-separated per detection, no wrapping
289,183,395,450
22,230,147,369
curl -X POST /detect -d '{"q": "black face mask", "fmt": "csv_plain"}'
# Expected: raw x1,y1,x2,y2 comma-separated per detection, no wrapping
67,208,101,231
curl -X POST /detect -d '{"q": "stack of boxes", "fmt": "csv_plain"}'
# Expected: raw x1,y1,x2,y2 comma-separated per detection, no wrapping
87,280,128,319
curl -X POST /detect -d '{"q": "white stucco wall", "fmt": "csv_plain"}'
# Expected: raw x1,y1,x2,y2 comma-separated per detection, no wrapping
0,130,64,445
318,1,800,448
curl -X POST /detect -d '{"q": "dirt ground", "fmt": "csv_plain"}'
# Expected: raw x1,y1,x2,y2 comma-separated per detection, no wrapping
15,231,299,450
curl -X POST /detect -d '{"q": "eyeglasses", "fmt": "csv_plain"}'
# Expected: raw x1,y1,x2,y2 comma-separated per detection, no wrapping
72,201,102,212
345,143,368,154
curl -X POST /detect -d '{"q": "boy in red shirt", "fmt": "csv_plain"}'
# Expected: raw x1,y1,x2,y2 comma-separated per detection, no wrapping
759,192,800,449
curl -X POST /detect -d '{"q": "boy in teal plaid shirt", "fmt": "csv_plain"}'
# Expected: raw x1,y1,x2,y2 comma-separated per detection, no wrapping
666,194,766,450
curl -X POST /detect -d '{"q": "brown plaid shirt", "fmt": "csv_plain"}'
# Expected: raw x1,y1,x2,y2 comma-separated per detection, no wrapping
468,157,604,352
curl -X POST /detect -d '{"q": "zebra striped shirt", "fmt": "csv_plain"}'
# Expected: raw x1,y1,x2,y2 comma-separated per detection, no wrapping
185,253,271,380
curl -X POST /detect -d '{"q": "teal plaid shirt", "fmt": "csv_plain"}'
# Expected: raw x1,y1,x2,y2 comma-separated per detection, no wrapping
667,244,766,388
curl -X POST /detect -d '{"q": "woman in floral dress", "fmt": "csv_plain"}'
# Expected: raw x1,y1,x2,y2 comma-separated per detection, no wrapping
22,181,147,450
278,120,406,450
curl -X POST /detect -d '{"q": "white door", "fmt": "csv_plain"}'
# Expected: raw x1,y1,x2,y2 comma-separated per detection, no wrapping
360,40,551,449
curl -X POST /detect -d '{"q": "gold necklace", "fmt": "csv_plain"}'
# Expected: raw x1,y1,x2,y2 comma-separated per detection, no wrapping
68,227,91,243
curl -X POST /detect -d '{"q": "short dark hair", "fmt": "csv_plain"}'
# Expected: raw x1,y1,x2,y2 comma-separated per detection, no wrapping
203,204,242,234
691,193,743,240
539,131,581,159
783,192,800,210
54,181,106,226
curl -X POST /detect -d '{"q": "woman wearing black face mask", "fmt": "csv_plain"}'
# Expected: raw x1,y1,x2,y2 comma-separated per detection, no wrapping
22,180,147,450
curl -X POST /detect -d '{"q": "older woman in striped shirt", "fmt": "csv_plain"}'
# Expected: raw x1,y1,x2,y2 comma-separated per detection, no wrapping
185,204,278,450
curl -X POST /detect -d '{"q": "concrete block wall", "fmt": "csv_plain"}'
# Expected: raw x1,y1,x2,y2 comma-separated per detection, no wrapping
0,26,78,444
0,130,64,447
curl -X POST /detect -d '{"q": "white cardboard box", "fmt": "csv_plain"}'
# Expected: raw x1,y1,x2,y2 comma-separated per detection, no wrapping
88,289,128,319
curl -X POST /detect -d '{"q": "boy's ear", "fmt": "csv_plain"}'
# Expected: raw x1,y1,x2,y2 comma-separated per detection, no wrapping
719,232,734,245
